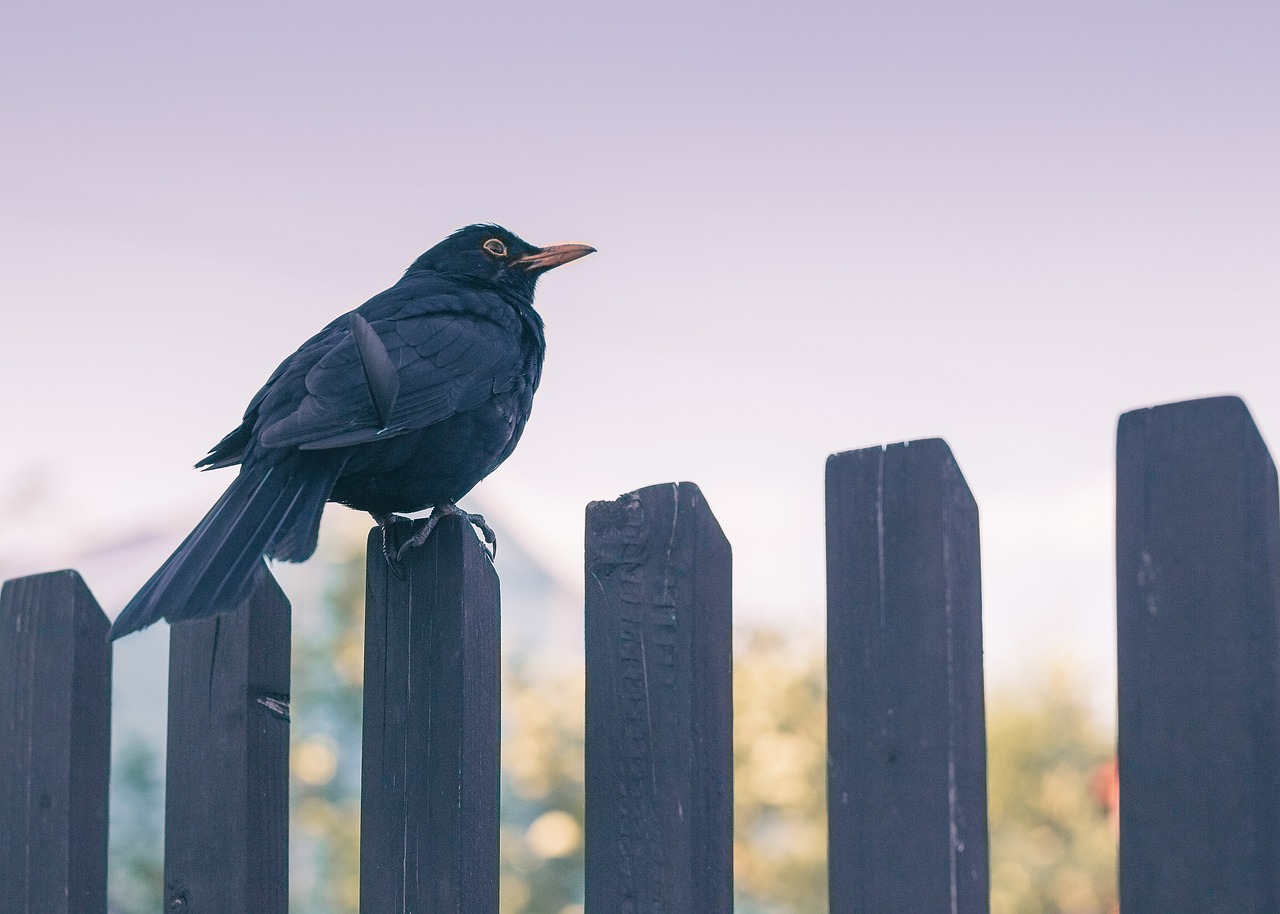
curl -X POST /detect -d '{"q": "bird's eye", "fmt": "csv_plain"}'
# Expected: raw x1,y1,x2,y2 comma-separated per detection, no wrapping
483,238,508,257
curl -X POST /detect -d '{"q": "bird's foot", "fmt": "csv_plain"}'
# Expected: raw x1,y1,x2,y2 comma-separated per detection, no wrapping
394,511,443,563
465,511,498,559
373,513,413,579
384,503,497,564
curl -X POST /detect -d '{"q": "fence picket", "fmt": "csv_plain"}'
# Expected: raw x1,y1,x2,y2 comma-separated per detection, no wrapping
360,514,501,914
0,571,111,914
826,439,989,914
163,567,291,913
585,481,733,914
1116,395,1280,912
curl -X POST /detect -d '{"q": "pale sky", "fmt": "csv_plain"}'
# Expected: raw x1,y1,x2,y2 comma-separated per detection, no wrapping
3,1,1278,710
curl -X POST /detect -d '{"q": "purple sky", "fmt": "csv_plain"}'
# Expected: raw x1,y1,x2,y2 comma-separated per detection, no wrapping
3,0,1278,705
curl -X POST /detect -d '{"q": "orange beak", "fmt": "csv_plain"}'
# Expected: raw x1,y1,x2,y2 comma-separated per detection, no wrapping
513,242,596,273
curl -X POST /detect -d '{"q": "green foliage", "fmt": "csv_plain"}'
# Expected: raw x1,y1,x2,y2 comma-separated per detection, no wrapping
733,629,827,914
107,738,164,914
499,660,586,914
289,536,366,914
986,668,1117,914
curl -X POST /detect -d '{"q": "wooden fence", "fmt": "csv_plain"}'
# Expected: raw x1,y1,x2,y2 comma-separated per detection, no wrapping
2,394,1278,913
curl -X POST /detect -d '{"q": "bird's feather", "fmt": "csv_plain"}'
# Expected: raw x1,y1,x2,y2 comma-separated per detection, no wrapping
257,309,525,452
349,312,400,428
109,452,344,638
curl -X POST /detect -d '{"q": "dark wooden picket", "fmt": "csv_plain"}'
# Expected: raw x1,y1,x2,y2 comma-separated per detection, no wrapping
1117,395,1280,913
825,439,989,914
360,513,501,914
0,571,111,914
584,482,734,914
163,567,291,914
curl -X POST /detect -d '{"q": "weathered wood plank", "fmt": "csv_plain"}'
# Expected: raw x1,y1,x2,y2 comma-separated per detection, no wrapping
826,439,989,914
163,567,290,914
1117,395,1280,913
0,571,111,914
360,514,500,914
585,482,733,914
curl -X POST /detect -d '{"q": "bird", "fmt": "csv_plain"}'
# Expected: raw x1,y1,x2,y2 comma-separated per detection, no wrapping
109,224,594,639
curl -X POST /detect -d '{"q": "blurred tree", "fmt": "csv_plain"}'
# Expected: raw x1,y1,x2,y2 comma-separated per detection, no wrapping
986,668,1117,914
733,629,827,914
289,530,366,914
107,738,164,914
499,659,586,914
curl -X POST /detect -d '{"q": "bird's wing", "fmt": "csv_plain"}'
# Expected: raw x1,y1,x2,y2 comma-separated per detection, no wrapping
256,304,526,451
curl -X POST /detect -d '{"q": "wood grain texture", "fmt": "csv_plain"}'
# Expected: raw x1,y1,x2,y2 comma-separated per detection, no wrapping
0,571,111,914
826,439,989,914
360,514,500,914
585,482,733,914
164,567,290,914
1117,396,1280,914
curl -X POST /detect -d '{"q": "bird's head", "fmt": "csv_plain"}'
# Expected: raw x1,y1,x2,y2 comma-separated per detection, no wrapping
405,224,595,297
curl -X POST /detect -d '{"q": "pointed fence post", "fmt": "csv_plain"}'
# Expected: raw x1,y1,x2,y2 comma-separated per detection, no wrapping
163,567,291,914
360,514,501,914
1117,396,1280,913
0,571,111,914
826,439,989,914
584,482,733,914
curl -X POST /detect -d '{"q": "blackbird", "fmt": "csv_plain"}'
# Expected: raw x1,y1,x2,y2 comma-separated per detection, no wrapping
109,224,593,639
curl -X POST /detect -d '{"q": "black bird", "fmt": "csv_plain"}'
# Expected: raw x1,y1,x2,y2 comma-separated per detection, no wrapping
109,224,593,639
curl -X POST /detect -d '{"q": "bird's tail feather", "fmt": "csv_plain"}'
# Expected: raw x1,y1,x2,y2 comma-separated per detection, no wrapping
109,455,344,639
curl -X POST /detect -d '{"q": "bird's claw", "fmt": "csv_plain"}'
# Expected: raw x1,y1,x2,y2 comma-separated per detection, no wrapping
375,513,410,579
394,513,443,563
378,505,497,567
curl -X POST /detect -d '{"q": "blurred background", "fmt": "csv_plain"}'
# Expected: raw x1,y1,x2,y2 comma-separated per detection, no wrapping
2,1,1276,911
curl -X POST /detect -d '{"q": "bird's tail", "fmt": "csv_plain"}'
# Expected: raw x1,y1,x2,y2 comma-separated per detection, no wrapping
109,453,345,639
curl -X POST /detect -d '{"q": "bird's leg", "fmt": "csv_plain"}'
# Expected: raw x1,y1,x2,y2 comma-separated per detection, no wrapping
372,512,408,579
393,503,498,562
394,508,445,562
468,512,497,558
